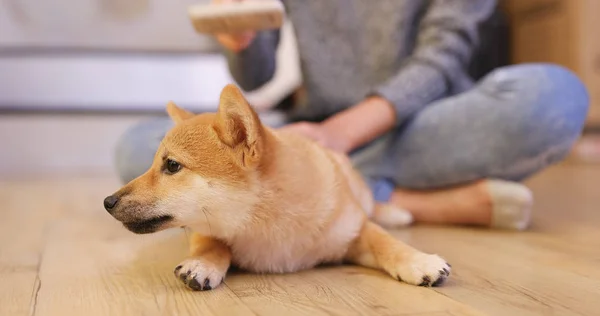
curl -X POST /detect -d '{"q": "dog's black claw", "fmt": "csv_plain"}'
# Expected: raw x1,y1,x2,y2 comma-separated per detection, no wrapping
432,276,446,287
174,265,183,274
202,278,212,291
447,263,452,268
188,277,202,291
442,268,450,276
419,275,432,287
180,271,190,282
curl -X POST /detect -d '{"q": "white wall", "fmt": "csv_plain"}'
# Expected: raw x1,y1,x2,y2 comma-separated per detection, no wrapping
0,0,298,113
0,0,233,112
0,0,215,52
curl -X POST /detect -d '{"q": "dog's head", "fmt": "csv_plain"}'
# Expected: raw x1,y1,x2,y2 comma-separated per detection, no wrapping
103,84,267,236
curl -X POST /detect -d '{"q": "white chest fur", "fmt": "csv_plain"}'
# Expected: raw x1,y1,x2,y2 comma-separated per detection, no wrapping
228,204,365,274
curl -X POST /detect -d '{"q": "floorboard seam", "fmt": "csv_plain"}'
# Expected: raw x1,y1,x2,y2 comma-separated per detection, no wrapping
28,220,52,316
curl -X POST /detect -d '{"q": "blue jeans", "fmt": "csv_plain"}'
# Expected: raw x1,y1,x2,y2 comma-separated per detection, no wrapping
114,64,589,202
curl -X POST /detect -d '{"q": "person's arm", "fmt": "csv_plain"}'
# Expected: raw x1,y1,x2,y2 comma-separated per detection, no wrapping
320,96,396,153
321,0,497,153
375,0,497,124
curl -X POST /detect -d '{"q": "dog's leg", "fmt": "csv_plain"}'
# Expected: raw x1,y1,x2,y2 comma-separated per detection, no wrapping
345,221,451,286
174,232,231,291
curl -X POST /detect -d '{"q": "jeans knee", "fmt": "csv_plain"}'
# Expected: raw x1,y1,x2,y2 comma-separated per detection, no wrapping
114,118,173,184
483,63,589,143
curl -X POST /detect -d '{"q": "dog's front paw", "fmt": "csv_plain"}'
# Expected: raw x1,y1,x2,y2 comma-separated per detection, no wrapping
390,252,451,287
174,258,226,291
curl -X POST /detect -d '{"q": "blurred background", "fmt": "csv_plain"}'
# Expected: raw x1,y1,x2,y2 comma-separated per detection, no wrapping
0,0,598,177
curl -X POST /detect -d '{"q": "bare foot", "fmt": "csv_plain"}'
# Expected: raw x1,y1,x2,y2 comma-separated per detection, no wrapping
390,179,533,230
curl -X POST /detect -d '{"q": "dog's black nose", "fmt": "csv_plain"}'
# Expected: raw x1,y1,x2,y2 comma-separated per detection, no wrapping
103,195,119,212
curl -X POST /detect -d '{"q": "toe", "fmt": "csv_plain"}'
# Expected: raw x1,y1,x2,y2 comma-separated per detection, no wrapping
188,277,203,291
179,271,190,282
432,275,447,287
419,275,432,287
202,278,212,291
173,265,183,275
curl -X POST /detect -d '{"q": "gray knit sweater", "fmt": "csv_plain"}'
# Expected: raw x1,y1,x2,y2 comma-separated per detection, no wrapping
224,0,497,125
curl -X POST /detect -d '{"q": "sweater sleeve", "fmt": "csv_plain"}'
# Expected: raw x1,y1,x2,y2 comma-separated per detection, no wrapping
223,29,281,91
372,0,497,125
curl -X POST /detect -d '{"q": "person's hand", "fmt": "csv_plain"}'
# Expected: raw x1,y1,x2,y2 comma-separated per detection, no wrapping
279,122,351,153
280,96,396,154
211,0,257,52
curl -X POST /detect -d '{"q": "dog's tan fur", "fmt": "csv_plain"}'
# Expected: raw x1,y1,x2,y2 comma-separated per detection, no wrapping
105,84,451,291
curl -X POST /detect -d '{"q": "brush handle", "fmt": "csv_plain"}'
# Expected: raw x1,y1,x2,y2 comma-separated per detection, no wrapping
188,0,284,34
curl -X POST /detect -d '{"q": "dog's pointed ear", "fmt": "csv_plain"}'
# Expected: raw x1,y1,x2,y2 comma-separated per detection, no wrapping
213,84,263,168
166,101,194,124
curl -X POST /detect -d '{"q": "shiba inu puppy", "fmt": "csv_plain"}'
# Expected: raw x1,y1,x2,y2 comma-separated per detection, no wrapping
103,84,451,291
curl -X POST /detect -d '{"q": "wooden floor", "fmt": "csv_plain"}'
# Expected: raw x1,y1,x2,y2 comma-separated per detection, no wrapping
2,163,599,316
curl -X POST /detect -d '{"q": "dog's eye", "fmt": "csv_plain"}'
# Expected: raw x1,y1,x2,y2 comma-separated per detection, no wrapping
165,159,182,174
